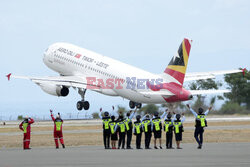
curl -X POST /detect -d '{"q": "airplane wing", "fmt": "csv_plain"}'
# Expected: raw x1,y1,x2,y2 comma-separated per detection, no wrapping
6,73,96,89
140,89,230,96
188,89,230,95
184,69,245,81
140,90,174,96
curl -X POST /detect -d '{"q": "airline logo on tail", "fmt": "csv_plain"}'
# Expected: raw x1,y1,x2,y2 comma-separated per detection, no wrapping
164,38,192,85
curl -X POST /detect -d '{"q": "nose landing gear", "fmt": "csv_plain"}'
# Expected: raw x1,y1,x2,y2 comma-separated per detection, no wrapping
129,101,142,109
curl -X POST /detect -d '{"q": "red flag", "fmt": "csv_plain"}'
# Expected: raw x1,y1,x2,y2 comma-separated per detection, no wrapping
6,73,12,81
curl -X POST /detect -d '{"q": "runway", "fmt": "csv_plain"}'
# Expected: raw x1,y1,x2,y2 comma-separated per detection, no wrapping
1,143,250,167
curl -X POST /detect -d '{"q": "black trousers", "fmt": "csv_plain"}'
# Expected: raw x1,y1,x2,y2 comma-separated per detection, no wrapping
144,132,152,148
194,127,204,145
136,133,142,149
126,130,133,148
103,130,110,148
166,131,173,148
118,132,126,148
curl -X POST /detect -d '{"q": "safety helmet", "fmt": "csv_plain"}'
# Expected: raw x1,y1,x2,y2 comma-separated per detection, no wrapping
198,108,204,114
145,114,150,119
176,114,181,120
24,116,29,119
104,111,109,117
167,113,172,119
136,115,141,120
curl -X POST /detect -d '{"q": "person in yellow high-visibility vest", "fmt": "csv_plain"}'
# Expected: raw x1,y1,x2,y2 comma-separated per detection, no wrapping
133,115,143,149
99,109,111,149
163,113,175,149
142,114,153,149
114,115,126,149
187,104,212,149
173,113,185,149
124,107,137,149
109,115,118,149
50,110,65,149
19,116,34,150
152,110,167,149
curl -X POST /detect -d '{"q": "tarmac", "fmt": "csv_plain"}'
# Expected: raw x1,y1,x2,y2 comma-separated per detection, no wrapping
0,143,250,167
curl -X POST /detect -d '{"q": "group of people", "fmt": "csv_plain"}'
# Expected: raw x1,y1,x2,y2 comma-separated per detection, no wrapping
19,110,65,150
18,104,211,150
100,104,212,149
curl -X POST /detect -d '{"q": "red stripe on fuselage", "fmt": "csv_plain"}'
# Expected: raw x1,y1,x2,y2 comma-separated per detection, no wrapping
147,81,191,102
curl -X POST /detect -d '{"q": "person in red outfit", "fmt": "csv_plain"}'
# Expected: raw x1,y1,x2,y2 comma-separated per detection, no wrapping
50,110,65,149
19,116,34,150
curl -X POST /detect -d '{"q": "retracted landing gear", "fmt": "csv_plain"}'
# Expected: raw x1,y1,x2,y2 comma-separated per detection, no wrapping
129,101,142,109
77,88,90,110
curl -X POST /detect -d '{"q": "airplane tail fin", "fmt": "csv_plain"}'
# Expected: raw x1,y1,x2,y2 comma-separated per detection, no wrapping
164,38,192,85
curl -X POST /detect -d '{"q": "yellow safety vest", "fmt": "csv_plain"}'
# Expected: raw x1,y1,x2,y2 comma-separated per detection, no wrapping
124,118,131,131
142,120,150,132
174,122,182,134
109,122,116,134
197,115,206,127
134,122,142,134
23,123,28,133
103,118,111,130
152,119,161,131
117,122,125,133
55,121,62,131
164,121,172,132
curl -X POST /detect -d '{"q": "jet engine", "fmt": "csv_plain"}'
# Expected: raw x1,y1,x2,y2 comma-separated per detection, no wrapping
39,83,69,97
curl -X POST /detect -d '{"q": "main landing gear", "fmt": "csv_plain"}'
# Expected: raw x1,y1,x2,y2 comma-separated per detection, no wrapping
77,88,90,110
129,101,142,109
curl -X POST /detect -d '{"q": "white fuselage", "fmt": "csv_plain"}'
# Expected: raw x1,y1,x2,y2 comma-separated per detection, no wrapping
43,43,178,104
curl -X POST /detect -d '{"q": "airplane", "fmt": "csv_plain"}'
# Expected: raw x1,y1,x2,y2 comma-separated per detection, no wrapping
6,38,245,111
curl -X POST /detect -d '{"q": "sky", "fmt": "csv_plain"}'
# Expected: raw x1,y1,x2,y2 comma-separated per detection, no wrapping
0,0,250,120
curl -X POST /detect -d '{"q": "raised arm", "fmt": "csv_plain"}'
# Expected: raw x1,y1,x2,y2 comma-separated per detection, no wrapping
160,109,168,119
110,106,116,117
204,107,212,116
28,118,34,124
172,114,177,122
50,110,55,121
186,104,197,117
99,108,103,119
98,112,102,119
142,114,147,121
129,111,135,119
181,115,186,123
129,107,137,119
